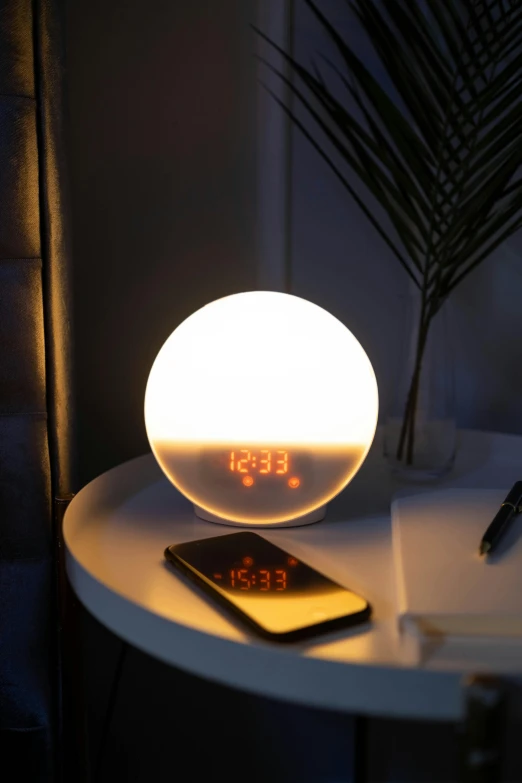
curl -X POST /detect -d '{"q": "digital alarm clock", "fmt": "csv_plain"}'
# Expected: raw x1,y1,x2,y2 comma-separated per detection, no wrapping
145,291,378,526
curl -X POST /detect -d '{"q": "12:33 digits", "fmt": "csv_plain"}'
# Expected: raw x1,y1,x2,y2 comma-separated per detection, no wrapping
227,568,288,591
229,449,289,475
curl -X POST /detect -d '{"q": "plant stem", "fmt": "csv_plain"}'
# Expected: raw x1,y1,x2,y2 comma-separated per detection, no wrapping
405,321,430,464
396,302,432,464
395,371,415,461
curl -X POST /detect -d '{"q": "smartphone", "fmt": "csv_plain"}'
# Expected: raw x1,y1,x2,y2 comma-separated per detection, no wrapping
164,532,371,642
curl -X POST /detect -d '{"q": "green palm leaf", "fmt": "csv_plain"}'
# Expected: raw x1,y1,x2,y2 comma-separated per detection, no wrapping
257,0,522,464
259,0,522,305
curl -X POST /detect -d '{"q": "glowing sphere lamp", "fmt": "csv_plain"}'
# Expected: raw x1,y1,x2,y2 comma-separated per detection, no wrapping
145,291,378,527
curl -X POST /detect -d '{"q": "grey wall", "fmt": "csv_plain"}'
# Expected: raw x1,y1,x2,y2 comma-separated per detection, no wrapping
66,0,258,488
290,0,522,436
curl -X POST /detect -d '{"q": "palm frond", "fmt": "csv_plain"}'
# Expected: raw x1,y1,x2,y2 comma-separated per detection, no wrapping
258,0,522,308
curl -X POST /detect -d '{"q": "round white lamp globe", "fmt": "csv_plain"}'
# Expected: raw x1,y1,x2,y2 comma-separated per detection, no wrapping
145,291,378,527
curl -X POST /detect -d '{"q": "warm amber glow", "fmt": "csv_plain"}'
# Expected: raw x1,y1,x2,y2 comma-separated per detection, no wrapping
153,442,367,523
145,291,378,524
288,477,300,489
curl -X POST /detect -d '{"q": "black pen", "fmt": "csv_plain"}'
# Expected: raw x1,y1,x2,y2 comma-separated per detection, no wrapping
479,481,522,556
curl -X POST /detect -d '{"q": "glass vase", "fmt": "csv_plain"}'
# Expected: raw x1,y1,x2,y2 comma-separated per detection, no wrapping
384,285,456,481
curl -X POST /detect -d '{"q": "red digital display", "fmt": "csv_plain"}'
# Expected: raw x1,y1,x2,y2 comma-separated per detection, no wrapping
212,556,297,592
229,568,288,591
230,449,289,474
229,449,301,490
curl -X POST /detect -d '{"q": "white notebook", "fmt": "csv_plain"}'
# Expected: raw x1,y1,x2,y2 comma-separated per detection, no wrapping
392,488,522,644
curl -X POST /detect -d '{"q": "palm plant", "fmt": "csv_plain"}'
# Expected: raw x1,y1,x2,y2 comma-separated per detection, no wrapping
258,0,522,465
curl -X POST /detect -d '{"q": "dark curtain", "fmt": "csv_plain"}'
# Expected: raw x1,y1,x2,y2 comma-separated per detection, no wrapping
0,0,75,780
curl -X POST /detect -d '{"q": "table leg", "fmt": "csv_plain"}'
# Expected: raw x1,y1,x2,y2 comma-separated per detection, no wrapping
459,675,505,783
95,640,129,782
55,494,89,783
353,714,367,783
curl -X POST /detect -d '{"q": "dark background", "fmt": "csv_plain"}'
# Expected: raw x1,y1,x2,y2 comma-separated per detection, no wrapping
63,0,522,780
66,0,257,489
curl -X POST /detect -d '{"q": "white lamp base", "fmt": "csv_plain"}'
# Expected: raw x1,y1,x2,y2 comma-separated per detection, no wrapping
192,504,327,528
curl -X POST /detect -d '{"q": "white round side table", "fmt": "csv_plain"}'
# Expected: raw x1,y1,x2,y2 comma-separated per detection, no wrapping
64,429,522,723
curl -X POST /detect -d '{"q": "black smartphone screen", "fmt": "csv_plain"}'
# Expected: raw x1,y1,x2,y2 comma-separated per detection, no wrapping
165,532,371,641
